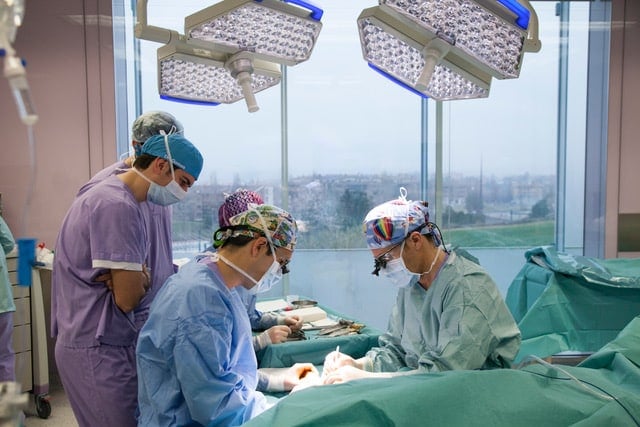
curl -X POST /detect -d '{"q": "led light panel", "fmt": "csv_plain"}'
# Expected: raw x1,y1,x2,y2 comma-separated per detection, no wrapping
381,0,528,79
185,0,323,66
358,11,491,100
157,45,281,105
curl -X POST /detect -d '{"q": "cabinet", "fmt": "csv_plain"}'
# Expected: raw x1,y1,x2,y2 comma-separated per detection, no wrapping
6,253,51,419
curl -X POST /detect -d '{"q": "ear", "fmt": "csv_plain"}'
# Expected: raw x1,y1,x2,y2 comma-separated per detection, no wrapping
151,158,169,175
251,237,268,257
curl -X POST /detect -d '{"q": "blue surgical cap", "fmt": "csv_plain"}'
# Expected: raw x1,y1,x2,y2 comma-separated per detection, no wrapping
141,134,204,180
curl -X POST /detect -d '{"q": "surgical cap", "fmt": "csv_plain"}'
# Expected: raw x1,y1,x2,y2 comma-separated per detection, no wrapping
364,189,435,250
217,204,297,251
141,134,204,180
218,189,264,228
131,111,184,143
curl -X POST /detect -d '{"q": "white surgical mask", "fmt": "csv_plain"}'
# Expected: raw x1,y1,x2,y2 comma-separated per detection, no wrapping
132,133,187,206
381,242,441,288
250,259,283,295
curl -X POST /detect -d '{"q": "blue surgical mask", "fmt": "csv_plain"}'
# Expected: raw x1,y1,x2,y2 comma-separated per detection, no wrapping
380,242,419,288
147,180,186,206
381,257,418,288
249,258,283,295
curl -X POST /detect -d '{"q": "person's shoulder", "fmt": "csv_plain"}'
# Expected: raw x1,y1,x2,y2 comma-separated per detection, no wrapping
76,161,128,196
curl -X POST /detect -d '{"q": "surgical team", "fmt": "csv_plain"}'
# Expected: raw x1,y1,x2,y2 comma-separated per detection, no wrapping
50,111,521,426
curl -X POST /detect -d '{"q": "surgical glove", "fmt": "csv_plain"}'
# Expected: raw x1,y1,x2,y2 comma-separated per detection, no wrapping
322,365,370,385
322,351,360,376
265,363,319,392
283,315,303,332
254,325,291,351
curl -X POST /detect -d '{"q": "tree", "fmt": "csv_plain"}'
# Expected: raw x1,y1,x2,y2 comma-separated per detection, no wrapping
337,189,371,228
530,198,550,219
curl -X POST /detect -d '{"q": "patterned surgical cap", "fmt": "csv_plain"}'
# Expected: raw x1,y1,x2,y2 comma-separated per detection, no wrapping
218,189,264,228
131,111,184,143
215,204,297,251
364,188,438,249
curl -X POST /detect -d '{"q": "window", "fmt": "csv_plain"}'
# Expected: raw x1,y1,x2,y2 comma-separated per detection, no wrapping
115,1,606,329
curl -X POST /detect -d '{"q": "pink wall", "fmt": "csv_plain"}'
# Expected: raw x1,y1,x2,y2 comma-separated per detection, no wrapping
607,0,640,257
0,0,116,247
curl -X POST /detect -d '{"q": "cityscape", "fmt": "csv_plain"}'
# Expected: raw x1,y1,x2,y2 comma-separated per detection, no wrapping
172,172,556,253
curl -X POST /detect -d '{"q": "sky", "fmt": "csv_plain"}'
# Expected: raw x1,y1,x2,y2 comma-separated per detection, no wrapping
128,1,591,183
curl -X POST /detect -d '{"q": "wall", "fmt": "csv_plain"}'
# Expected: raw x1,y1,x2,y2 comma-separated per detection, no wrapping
607,0,640,258
0,0,117,247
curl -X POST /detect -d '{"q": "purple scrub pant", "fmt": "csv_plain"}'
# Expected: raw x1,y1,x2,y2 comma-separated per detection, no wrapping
0,311,15,381
55,342,137,427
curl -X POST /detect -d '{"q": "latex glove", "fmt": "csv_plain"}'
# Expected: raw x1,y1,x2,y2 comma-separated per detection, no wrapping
254,325,291,351
267,363,319,392
322,365,371,385
283,315,303,332
322,350,359,376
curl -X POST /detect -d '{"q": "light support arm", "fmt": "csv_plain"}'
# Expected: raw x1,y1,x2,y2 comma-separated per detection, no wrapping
135,0,174,44
416,38,450,92
226,53,259,112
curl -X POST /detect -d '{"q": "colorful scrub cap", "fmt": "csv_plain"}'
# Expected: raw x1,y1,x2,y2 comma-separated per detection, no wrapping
364,188,440,249
131,111,183,143
141,134,203,180
214,204,297,251
218,189,264,228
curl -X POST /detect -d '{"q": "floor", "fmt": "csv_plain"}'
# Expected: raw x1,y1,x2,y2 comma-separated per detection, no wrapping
23,372,77,427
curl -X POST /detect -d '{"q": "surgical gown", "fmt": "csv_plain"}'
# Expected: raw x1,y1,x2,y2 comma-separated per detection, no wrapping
367,251,521,372
136,257,269,427
52,176,149,426
77,160,176,330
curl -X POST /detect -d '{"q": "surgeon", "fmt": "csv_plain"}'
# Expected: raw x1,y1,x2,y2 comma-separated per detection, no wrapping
136,204,317,427
52,133,203,427
218,189,303,352
323,188,521,384
77,110,183,331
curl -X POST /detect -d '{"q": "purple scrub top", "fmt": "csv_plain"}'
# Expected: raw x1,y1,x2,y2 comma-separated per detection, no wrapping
76,160,175,330
53,176,149,347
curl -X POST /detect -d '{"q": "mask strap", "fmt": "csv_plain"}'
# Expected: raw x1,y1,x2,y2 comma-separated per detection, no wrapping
216,252,259,286
159,130,177,181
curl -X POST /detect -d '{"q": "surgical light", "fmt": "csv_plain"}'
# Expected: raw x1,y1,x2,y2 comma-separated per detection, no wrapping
185,0,323,66
358,6,491,100
136,0,323,113
158,43,281,112
357,0,540,100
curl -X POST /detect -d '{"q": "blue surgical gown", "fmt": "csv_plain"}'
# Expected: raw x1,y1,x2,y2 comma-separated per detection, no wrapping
367,252,521,372
136,257,269,427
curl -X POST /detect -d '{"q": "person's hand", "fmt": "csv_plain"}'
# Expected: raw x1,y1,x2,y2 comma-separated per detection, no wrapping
322,350,358,376
283,363,320,391
322,365,370,385
284,315,303,332
95,272,113,291
267,325,292,344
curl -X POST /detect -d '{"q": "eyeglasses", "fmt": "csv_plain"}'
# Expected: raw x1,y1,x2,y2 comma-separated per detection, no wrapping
372,242,403,276
277,258,291,275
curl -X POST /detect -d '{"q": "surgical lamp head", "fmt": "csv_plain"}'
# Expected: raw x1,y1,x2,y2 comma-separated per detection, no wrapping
357,0,541,100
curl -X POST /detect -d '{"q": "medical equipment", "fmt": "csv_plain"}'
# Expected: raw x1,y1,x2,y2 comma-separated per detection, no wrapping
0,0,37,125
357,0,541,100
135,0,323,113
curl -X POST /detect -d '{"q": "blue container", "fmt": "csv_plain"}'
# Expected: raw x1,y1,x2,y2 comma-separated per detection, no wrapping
17,237,37,287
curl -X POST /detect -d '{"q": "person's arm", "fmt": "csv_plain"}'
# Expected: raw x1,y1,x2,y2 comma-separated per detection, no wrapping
0,217,15,255
363,289,409,371
110,268,149,313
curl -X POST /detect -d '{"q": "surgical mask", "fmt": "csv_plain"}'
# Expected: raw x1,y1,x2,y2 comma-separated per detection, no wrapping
381,257,419,288
249,259,283,295
132,134,187,206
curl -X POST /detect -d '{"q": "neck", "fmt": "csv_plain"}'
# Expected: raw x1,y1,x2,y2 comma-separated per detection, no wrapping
118,168,151,202
418,247,444,290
